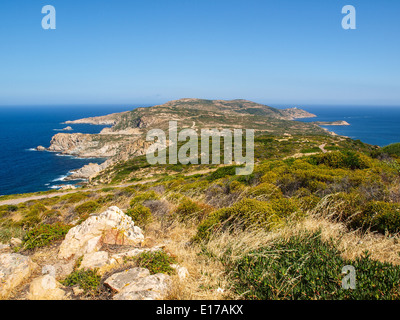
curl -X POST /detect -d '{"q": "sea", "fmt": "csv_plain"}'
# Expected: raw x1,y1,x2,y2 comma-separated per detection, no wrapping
293,105,400,147
0,104,400,196
0,105,137,196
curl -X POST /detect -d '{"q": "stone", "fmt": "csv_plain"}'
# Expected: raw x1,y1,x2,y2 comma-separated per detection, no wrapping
0,244,10,253
73,286,84,295
54,184,77,190
79,251,110,270
41,265,56,276
58,206,144,260
171,264,189,280
9,237,22,248
28,275,66,300
0,253,37,299
36,145,46,151
104,268,150,292
113,273,170,300
52,260,75,279
65,162,108,181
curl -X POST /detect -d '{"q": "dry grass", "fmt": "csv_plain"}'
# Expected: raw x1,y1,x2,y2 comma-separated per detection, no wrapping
144,219,234,300
154,214,400,300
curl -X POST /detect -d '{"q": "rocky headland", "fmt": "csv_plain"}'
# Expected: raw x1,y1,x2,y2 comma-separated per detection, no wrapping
312,120,350,126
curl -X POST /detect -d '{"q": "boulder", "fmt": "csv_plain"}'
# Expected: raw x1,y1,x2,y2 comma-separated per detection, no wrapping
0,244,10,253
9,237,23,248
36,145,46,151
28,275,66,300
104,267,150,292
79,251,110,270
171,264,189,280
58,206,144,260
0,253,37,299
51,261,75,279
113,273,170,300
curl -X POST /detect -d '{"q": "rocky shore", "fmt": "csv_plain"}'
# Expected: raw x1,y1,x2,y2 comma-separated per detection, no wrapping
313,120,350,126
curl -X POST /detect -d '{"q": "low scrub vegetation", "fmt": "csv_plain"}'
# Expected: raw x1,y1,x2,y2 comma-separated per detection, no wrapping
226,231,400,300
61,269,101,294
22,223,71,250
133,250,177,275
2,134,400,300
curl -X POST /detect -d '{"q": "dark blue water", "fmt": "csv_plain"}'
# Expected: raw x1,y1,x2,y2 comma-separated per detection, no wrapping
294,105,400,147
0,105,135,196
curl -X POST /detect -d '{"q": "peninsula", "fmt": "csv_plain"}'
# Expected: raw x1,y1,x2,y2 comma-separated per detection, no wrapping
37,99,324,182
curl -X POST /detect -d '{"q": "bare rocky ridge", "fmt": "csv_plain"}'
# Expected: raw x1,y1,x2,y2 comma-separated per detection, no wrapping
280,107,317,120
63,111,130,125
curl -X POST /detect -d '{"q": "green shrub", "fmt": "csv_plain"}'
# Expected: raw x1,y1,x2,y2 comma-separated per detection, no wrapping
195,199,282,241
42,209,61,218
101,187,115,192
126,204,153,228
59,192,89,203
21,204,47,228
381,143,400,157
179,180,210,194
130,191,160,207
28,203,47,215
300,147,321,154
174,198,202,222
97,194,115,204
312,192,363,223
0,226,25,244
247,183,283,201
165,192,185,204
229,180,246,193
309,151,371,170
61,269,101,294
297,195,321,211
207,165,239,181
133,250,177,275
228,231,400,300
356,201,400,234
75,201,100,215
269,198,301,217
0,205,18,218
23,223,71,249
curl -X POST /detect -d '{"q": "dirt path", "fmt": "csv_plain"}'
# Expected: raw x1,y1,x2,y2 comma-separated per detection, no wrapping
0,168,217,206
0,179,157,206
319,143,328,153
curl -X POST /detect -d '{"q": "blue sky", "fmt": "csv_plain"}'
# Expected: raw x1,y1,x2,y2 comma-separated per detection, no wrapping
0,0,399,106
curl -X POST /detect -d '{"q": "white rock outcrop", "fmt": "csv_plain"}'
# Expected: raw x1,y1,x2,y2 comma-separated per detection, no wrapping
104,267,150,292
28,275,66,300
171,264,189,280
79,251,111,270
58,206,144,260
0,253,37,299
112,273,170,300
